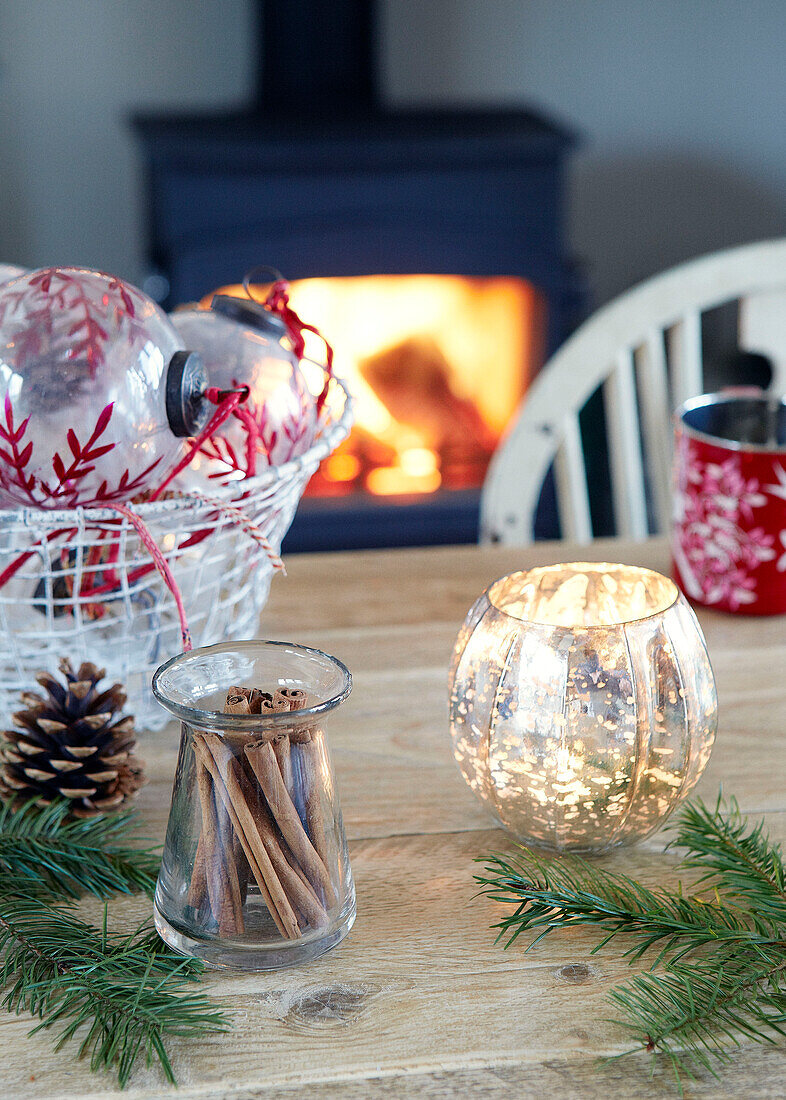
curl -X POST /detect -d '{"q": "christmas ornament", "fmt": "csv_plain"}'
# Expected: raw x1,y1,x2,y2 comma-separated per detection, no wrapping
0,658,144,817
170,292,317,480
0,266,208,509
0,263,26,284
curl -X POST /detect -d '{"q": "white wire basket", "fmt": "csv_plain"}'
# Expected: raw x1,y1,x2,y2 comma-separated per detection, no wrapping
0,376,353,730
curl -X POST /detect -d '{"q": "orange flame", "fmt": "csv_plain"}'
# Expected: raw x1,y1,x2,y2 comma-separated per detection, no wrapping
205,274,544,497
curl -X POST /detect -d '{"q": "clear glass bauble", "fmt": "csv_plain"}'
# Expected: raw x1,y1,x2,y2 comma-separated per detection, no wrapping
449,562,717,853
170,306,317,478
0,267,189,508
0,264,27,285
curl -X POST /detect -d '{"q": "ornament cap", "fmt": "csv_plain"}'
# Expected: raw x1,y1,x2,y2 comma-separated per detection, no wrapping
210,293,288,341
166,351,209,437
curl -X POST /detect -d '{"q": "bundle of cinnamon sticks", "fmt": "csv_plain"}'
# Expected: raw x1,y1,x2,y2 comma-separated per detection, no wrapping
187,686,336,940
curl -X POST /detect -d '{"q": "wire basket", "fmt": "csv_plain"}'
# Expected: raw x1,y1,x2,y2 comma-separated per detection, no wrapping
0,376,353,730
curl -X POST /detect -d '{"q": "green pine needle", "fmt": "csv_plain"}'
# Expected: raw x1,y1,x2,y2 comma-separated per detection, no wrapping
607,954,786,1078
475,794,786,1092
668,792,786,932
0,799,160,898
0,799,227,1087
0,894,228,1087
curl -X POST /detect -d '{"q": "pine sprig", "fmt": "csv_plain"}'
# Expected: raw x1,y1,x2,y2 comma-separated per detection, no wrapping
0,798,227,1086
476,846,770,960
608,953,786,1083
0,799,159,899
475,794,786,1091
668,792,786,930
0,893,227,1087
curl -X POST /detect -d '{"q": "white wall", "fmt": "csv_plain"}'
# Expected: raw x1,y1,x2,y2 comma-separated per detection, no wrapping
0,0,254,283
1,1,785,307
382,0,786,305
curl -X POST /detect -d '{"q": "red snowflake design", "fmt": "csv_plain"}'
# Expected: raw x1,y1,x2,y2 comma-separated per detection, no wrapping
673,441,775,608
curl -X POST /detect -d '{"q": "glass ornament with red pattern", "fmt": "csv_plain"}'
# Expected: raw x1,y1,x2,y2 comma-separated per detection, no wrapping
0,264,27,285
170,294,317,481
0,267,207,509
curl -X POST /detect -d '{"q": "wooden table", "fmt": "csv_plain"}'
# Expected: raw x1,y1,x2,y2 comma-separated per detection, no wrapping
7,538,786,1099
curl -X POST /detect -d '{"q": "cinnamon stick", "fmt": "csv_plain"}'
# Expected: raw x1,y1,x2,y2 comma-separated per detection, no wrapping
259,696,294,795
276,687,308,710
195,754,240,935
243,783,329,930
260,697,289,717
222,691,253,753
196,733,301,939
233,831,250,905
273,733,294,799
215,791,244,934
244,739,336,907
224,693,251,715
186,682,339,938
230,703,329,928
275,689,312,742
188,691,248,911
225,735,326,929
297,734,331,870
275,689,329,868
281,835,324,906
195,735,292,938
187,832,208,910
249,689,273,713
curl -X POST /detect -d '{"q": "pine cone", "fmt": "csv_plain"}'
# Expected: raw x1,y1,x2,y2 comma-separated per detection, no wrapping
0,659,144,817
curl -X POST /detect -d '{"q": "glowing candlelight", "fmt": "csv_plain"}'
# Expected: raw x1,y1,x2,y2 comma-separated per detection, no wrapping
449,562,717,852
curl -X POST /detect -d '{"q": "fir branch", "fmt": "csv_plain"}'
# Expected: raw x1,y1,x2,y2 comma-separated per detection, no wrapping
0,799,159,899
608,951,786,1088
476,846,768,962
475,794,786,1091
0,893,228,1087
668,793,786,931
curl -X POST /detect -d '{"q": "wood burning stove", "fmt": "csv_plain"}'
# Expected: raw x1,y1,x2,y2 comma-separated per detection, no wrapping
133,0,582,549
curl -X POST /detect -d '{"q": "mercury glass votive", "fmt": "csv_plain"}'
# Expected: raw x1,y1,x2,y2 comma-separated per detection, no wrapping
449,562,717,852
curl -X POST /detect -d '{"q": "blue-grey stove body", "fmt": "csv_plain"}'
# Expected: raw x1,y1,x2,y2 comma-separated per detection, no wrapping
132,2,581,549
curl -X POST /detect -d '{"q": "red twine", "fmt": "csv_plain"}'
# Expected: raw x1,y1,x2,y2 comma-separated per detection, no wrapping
149,385,250,502
262,280,335,413
109,502,192,651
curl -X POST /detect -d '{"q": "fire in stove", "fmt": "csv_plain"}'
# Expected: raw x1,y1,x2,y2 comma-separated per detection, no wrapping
294,275,544,498
210,275,544,498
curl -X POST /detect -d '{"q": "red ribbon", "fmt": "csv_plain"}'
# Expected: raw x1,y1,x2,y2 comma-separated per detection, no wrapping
149,385,250,502
263,280,335,413
109,502,192,651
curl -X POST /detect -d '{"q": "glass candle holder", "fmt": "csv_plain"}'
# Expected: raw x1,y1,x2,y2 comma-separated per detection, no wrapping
152,640,355,970
449,562,717,853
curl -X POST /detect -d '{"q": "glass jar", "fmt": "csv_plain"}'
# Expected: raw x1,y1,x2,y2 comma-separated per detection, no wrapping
152,640,354,969
449,562,717,853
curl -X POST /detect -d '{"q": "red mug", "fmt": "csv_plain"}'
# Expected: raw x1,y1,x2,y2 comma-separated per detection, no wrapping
672,392,786,615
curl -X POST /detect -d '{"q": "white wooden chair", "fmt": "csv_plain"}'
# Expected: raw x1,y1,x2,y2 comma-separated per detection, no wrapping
480,238,786,545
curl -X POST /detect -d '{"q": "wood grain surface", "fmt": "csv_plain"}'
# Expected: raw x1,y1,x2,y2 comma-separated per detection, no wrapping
5,538,785,1099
